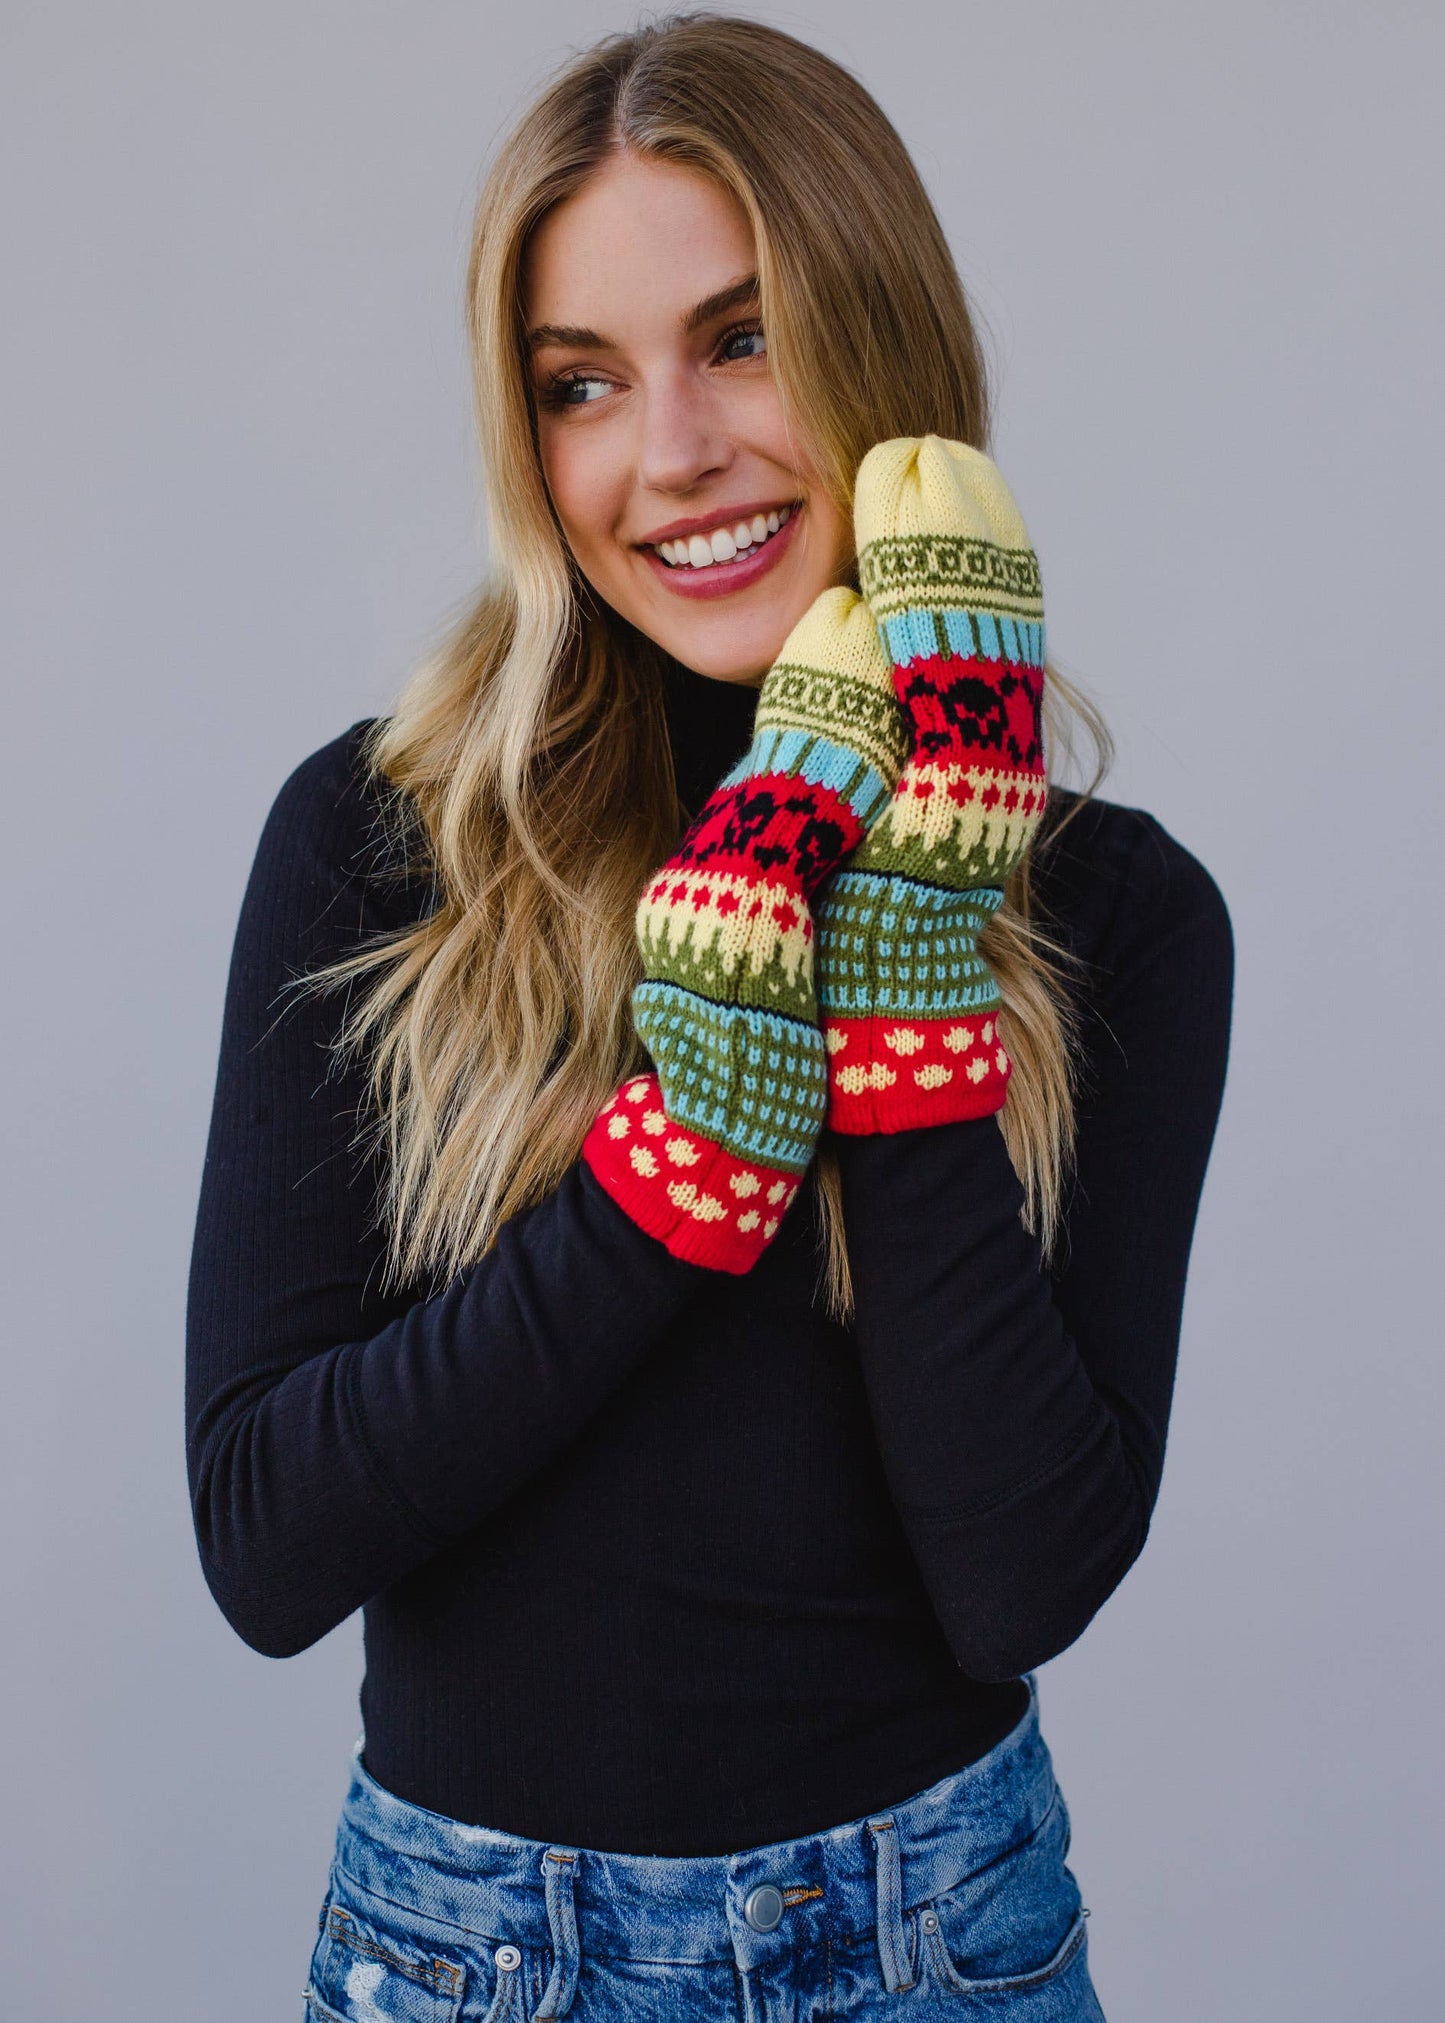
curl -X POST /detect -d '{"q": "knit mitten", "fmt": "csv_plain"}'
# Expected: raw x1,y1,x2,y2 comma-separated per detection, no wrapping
582,587,903,1270
816,436,1049,1133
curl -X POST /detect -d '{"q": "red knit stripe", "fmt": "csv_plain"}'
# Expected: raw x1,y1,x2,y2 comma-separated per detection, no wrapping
889,653,1046,779
582,1075,803,1273
890,765,1049,824
675,772,868,899
824,1014,1012,1134
639,856,816,950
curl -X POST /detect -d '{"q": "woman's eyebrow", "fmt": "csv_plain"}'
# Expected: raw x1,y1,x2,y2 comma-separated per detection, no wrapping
526,319,608,351
526,273,759,351
683,273,760,333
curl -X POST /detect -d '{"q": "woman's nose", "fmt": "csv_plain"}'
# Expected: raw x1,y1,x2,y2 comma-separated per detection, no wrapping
636,377,734,496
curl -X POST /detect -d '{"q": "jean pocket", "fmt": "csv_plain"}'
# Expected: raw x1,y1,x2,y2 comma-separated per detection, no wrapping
304,1898,467,2023
916,1779,1093,2008
921,1900,1090,2007
304,1992,349,2023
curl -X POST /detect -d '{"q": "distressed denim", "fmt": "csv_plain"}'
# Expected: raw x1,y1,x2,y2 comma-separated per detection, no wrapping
304,1670,1106,2021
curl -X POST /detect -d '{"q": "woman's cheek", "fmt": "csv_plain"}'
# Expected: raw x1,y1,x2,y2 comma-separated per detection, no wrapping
541,439,617,572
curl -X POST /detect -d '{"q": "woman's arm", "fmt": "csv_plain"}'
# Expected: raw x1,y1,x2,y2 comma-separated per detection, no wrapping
185,727,706,1660
834,809,1234,1682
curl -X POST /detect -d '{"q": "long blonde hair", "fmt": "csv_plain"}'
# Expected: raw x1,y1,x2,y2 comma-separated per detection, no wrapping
304,11,1111,1316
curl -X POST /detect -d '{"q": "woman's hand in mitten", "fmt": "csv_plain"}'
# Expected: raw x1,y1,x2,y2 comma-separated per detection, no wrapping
583,586,903,1270
816,435,1049,1133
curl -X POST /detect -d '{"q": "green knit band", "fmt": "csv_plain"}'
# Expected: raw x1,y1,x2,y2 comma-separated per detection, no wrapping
848,798,1038,889
816,871,1003,1021
632,983,827,1173
858,532,1044,623
753,658,909,791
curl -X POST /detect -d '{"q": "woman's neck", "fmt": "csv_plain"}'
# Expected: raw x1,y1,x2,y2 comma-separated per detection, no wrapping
661,660,761,816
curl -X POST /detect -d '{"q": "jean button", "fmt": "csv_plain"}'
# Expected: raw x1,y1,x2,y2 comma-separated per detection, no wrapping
494,1944,521,1971
744,1884,784,1932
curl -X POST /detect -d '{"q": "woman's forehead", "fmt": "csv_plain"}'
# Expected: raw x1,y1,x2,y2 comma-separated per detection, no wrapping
522,154,755,339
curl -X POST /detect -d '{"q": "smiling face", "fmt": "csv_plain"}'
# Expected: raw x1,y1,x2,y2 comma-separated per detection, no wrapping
522,151,853,685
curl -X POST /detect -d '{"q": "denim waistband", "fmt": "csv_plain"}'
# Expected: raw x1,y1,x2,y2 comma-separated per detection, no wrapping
330,1671,1054,2014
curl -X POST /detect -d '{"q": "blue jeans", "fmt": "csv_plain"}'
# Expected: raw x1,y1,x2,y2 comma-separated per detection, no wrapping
304,1670,1105,2020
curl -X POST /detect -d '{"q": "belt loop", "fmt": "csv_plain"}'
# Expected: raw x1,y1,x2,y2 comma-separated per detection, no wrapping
536,1847,581,2019
867,1816,914,1993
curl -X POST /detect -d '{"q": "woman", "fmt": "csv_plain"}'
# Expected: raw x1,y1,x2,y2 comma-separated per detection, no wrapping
186,14,1231,2020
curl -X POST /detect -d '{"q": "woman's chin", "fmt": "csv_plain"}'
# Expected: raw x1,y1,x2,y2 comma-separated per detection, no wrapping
660,637,774,684
644,594,807,685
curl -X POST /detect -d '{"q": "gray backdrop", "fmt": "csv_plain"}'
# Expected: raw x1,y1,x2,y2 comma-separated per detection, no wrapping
3,4,1440,2018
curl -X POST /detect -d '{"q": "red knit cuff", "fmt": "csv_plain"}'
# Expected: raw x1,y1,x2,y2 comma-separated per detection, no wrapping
823,1014,1011,1134
582,1075,803,1273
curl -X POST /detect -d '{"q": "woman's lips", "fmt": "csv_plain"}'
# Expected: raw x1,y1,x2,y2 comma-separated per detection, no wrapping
639,504,802,601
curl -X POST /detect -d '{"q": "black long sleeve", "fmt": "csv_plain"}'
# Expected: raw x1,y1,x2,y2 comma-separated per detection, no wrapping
838,806,1233,1682
185,728,708,1659
186,717,1231,1854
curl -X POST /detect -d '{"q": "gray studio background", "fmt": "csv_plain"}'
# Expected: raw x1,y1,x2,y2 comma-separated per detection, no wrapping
3,4,1440,2018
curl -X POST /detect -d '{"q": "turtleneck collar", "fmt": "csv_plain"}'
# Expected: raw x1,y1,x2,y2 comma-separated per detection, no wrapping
660,656,762,818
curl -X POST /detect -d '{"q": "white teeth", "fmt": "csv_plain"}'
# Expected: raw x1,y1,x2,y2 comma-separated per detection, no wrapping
655,504,798,568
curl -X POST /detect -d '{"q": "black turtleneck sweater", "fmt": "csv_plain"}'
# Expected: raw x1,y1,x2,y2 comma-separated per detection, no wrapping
185,666,1232,1856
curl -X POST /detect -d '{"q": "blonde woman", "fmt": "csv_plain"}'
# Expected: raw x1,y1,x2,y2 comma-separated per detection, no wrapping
187,15,1231,2019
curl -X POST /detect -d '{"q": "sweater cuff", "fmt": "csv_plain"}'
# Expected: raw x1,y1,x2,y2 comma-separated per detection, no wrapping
582,1075,804,1273
825,1012,1011,1132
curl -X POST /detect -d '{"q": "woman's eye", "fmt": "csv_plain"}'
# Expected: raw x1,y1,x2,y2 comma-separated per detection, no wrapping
718,321,766,364
545,372,611,410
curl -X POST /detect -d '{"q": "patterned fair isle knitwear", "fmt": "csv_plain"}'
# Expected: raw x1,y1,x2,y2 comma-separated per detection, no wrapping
817,435,1049,1133
582,588,903,1272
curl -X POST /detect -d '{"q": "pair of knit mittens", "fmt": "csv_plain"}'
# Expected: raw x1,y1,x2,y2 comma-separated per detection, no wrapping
582,436,1048,1272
